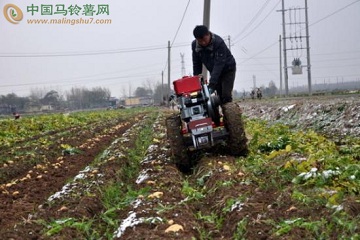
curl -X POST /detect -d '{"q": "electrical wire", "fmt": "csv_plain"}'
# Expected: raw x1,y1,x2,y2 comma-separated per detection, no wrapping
232,0,272,43
2,1,359,93
289,0,360,37
233,0,281,45
0,43,194,58
162,0,191,73
238,0,360,68
0,71,160,89
171,0,191,48
310,0,360,27
239,41,278,64
0,45,167,58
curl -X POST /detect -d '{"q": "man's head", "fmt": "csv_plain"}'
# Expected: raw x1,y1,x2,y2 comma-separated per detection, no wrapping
193,25,211,47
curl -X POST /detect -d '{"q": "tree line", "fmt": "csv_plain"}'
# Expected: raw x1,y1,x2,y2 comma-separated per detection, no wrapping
0,79,284,115
0,81,170,114
0,87,111,114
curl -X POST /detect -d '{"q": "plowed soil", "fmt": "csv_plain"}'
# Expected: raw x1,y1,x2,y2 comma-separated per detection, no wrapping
0,95,359,239
0,115,139,239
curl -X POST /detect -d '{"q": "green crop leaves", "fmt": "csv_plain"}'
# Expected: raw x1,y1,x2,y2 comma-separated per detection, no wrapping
61,144,82,155
182,180,205,201
259,136,290,153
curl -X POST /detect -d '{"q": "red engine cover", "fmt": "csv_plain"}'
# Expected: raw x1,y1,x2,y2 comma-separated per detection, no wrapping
173,76,201,95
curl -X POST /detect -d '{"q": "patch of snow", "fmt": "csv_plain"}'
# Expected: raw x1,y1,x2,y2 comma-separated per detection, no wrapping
74,166,92,181
284,218,303,224
136,169,150,184
48,166,103,201
115,152,126,158
113,211,163,238
281,104,296,112
321,189,337,195
327,204,344,212
114,212,142,238
120,138,130,143
292,168,318,183
48,183,77,201
322,169,341,179
147,144,157,153
179,197,190,204
133,199,142,209
293,167,344,184
303,167,318,180
230,201,244,212
55,218,73,224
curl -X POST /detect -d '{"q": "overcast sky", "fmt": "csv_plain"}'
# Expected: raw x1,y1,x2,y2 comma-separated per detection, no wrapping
0,0,359,97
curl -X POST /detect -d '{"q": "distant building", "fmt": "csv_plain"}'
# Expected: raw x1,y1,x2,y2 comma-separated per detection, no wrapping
24,101,53,113
125,96,153,106
108,97,119,107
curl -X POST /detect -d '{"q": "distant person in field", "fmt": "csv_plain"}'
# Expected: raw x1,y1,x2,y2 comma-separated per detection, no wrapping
192,25,236,105
250,90,255,99
256,88,262,100
13,112,20,120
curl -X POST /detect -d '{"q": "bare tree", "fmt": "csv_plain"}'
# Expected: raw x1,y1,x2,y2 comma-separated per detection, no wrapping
29,87,46,100
143,78,154,95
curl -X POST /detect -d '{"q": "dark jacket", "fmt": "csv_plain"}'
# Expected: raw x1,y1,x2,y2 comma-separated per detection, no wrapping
192,33,236,87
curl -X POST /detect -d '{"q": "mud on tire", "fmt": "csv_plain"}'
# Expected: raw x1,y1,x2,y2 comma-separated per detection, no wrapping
165,114,190,171
222,102,249,156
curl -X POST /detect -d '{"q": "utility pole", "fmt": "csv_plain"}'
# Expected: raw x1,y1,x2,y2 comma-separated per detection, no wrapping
253,75,256,89
167,40,171,107
202,0,211,81
161,71,164,105
180,53,186,77
203,0,210,28
281,0,289,96
279,35,283,97
227,35,231,51
279,0,312,96
305,0,312,95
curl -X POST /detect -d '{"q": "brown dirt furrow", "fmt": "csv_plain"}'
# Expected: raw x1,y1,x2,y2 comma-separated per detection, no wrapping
116,113,200,239
0,120,122,184
0,116,140,236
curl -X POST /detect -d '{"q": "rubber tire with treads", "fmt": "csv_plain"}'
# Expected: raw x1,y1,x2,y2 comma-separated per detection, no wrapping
165,114,190,170
222,102,249,156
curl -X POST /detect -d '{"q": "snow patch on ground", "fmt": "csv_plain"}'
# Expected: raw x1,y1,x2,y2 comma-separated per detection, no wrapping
240,96,360,137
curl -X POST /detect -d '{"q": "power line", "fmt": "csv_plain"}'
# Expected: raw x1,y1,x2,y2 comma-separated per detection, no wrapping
0,55,187,90
0,45,165,58
233,0,272,43
237,1,360,66
163,0,191,73
236,49,360,61
1,55,186,90
0,71,160,89
310,0,360,27
233,0,281,45
171,0,191,48
312,73,360,79
239,41,278,64
311,49,360,56
0,58,174,89
287,0,360,37
0,42,191,58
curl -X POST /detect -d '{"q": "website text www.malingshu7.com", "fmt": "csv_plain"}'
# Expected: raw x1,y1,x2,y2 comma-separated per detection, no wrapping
26,17,112,25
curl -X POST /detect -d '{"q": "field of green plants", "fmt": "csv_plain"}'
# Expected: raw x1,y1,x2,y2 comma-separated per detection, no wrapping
0,99,359,239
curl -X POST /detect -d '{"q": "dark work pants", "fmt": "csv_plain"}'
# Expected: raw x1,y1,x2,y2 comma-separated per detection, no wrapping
215,68,236,104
